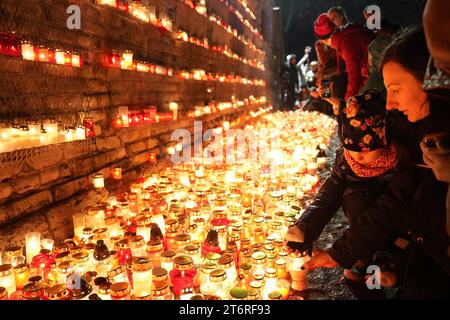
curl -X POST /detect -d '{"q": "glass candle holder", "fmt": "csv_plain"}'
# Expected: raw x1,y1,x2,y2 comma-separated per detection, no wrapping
170,255,196,296
184,244,201,266
129,236,146,257
25,232,41,264
3,246,24,266
0,264,16,296
13,264,29,290
146,240,163,269
110,282,131,300
209,268,229,300
263,268,278,299
131,257,153,298
218,254,237,290
46,284,72,300
251,251,267,278
286,252,310,292
160,251,176,273
229,287,248,300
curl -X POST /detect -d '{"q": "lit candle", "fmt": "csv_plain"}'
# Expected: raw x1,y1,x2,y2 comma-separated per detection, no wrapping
112,167,122,180
93,174,105,189
71,52,81,67
21,41,35,61
41,239,54,251
169,102,178,120
0,264,16,296
99,0,117,7
25,232,41,264
35,45,49,62
136,227,151,243
121,50,133,69
55,49,65,65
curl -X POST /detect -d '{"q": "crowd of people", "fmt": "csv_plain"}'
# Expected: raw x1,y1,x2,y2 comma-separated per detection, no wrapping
284,1,450,299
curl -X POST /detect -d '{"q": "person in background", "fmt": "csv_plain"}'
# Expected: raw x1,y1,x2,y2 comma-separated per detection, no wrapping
422,0,450,255
281,54,300,110
314,12,375,102
301,27,450,299
287,90,403,292
328,7,350,30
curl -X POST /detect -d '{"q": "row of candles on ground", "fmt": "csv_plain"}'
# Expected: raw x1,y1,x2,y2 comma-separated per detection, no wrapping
0,110,337,300
0,120,95,153
175,31,265,71
0,33,82,67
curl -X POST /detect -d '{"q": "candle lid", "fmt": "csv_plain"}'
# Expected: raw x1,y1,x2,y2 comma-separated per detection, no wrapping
175,233,191,246
13,263,28,274
23,283,43,300
269,291,282,300
72,251,89,263
28,275,42,283
230,287,248,299
46,284,70,300
250,280,262,289
129,236,145,248
173,255,193,270
190,294,204,300
82,227,94,235
239,263,251,271
131,257,152,271
152,267,168,281
247,288,259,299
4,245,22,257
94,240,110,261
218,254,234,267
251,251,267,264
110,282,130,296
206,252,221,261
161,250,176,259
209,268,227,282
58,260,75,273
0,264,12,276
84,271,98,283
55,251,71,263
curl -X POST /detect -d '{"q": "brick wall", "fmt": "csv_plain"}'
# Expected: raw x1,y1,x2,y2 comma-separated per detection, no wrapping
0,0,275,246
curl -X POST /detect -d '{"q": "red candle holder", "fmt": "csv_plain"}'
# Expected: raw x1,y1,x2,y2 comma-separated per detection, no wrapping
112,167,123,180
148,153,157,163
83,119,96,138
107,52,122,68
35,45,49,62
0,32,22,57
116,0,129,12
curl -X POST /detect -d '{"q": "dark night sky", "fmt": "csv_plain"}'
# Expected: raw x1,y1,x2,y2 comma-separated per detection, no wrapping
273,0,426,60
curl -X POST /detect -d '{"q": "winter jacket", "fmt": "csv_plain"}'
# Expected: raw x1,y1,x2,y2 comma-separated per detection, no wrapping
331,23,376,100
296,147,396,247
328,98,450,298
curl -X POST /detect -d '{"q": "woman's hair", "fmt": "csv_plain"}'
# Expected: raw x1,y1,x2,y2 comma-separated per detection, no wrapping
328,6,348,21
380,26,430,82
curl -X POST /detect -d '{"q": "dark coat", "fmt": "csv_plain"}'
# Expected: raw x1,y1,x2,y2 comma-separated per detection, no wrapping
296,148,396,247
331,24,376,100
328,97,450,299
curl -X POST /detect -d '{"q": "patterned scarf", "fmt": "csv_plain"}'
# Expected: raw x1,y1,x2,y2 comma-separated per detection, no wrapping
344,143,399,178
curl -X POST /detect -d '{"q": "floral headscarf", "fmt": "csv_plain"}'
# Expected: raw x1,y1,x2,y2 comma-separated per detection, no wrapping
341,90,388,152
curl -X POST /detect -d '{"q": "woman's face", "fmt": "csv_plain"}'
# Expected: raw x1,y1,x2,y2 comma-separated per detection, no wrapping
383,62,430,122
347,148,384,165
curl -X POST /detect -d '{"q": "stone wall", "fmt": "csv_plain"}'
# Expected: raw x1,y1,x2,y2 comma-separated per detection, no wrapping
0,0,275,246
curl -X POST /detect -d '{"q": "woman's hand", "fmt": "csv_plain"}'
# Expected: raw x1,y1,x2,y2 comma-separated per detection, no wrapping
318,85,341,115
286,225,305,243
301,249,339,270
420,137,450,183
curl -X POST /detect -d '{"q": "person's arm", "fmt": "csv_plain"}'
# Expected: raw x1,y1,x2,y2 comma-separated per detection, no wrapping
340,40,363,100
296,153,347,246
327,168,418,269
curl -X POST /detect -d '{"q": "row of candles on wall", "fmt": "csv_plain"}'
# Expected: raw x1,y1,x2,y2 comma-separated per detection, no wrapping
0,110,337,300
187,96,267,118
175,31,265,71
215,0,262,39
106,49,265,86
96,0,264,59
0,32,82,67
178,69,265,86
234,0,257,21
182,0,262,40
207,14,265,57
0,120,95,153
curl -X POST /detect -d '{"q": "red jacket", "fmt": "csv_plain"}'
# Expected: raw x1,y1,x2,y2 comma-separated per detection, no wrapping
331,24,376,100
